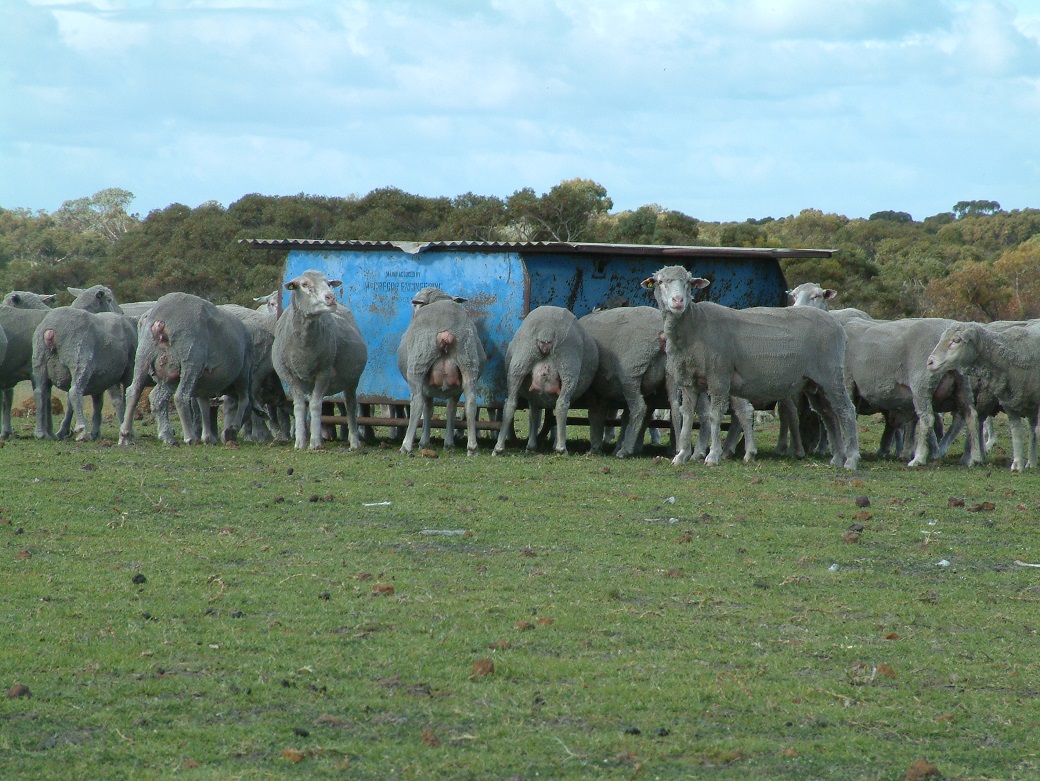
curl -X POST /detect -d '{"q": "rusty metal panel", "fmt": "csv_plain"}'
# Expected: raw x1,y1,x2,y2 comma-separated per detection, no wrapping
524,252,787,315
283,248,527,405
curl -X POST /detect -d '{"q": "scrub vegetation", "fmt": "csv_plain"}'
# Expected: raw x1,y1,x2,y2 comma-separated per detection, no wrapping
2,184,1038,324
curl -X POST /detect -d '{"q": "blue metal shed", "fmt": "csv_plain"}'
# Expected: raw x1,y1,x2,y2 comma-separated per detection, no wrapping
245,239,832,420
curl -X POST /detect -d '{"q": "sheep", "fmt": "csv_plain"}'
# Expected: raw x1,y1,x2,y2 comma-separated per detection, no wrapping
641,265,860,469
927,321,1040,471
0,286,124,438
219,302,286,443
272,270,368,450
492,305,598,456
397,287,486,455
577,305,679,458
32,307,136,440
843,317,982,467
3,291,56,309
120,292,259,445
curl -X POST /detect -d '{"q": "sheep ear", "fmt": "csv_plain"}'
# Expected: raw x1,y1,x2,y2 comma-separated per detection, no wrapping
691,277,711,290
451,295,468,303
285,280,298,291
42,294,56,304
640,277,655,290
824,289,838,300
68,287,84,296
328,279,343,289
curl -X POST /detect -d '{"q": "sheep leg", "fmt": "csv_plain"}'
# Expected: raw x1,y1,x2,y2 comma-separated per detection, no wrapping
222,377,251,444
722,408,744,458
88,391,105,440
33,374,54,440
833,390,860,470
1009,415,1026,472
443,397,457,450
419,394,434,449
731,397,757,463
907,392,937,467
692,392,710,461
151,382,178,445
775,403,790,454
1029,413,1040,469
492,377,523,456
552,377,582,455
527,405,543,452
58,388,80,440
463,376,479,456
306,373,332,450
777,397,805,458
672,387,698,465
704,388,729,466
285,379,310,450
936,413,962,458
341,386,361,450
400,382,425,454
171,359,206,444
647,410,662,447
587,400,606,455
806,388,848,468
665,376,681,455
119,360,153,445
1,387,12,439
984,417,999,452
617,385,648,459
942,374,982,467
203,398,220,444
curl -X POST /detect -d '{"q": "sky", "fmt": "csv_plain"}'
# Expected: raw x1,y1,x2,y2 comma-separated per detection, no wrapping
3,0,1040,224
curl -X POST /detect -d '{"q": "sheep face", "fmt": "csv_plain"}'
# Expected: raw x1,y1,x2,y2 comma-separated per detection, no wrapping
285,271,341,318
787,282,837,309
641,266,709,316
927,324,978,374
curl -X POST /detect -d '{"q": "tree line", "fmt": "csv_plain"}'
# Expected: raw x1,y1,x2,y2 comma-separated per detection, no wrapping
1,182,1038,321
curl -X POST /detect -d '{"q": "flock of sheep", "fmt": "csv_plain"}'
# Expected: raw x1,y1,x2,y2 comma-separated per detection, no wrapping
0,265,1034,472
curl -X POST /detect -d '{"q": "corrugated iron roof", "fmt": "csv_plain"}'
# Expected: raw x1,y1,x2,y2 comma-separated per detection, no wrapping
241,238,834,259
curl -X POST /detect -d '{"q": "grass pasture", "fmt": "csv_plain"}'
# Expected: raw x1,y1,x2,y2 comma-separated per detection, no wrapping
2,406,1040,780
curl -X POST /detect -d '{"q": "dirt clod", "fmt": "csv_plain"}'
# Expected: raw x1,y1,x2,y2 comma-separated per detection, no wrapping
904,758,941,780
7,684,30,699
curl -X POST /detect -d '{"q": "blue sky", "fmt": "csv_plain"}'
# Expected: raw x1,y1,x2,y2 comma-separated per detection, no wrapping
3,0,1040,223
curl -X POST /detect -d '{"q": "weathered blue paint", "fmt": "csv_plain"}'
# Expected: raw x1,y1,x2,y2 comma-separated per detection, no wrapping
282,247,527,405
523,252,787,315
267,241,811,407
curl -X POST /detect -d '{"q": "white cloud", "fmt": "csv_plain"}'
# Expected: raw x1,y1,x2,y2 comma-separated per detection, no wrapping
3,0,1040,220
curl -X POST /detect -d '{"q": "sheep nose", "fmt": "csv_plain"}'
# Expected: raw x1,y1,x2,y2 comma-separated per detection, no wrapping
323,292,336,306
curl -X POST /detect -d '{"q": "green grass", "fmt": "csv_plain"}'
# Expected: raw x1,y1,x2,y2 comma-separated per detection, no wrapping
2,405,1040,780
